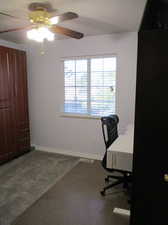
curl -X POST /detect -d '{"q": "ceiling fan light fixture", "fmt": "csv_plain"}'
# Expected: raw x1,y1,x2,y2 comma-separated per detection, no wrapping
29,10,52,25
27,26,55,42
0,2,83,40
50,16,59,25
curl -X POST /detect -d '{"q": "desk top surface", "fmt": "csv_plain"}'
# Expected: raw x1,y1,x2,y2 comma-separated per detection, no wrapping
108,124,134,154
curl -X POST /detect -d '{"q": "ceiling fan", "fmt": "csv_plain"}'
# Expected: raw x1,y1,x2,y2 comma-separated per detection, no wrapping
0,2,84,42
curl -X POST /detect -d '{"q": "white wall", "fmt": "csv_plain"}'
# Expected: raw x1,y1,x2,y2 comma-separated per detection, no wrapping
27,32,137,159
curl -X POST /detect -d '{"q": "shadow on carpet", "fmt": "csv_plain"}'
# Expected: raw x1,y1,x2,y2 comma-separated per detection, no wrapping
0,150,79,225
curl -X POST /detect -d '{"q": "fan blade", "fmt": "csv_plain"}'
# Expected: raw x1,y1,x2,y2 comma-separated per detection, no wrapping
50,12,78,24
50,25,83,39
0,12,19,19
0,26,32,34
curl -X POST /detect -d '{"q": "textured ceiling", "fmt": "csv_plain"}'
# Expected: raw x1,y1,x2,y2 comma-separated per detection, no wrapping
0,0,147,43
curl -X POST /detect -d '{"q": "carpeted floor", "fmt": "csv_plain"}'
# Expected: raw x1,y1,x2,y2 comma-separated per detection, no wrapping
0,151,79,225
12,159,130,225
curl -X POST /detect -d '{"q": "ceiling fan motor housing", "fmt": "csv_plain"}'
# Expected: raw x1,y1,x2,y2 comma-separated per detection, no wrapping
29,10,52,26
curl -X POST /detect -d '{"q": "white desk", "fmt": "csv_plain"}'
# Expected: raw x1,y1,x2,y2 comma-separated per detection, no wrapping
107,124,134,172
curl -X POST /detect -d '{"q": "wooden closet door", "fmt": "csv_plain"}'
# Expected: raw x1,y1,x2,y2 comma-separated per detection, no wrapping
14,49,30,153
0,47,17,162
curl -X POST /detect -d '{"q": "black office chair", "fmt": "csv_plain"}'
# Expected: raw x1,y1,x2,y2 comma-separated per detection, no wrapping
100,115,132,196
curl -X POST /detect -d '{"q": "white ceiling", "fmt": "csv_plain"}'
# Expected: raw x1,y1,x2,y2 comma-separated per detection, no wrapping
0,0,147,43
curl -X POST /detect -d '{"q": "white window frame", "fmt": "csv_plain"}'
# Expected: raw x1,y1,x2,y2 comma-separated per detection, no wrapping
61,54,117,119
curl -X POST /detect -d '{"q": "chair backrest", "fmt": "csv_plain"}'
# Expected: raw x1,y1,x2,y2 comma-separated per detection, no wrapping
101,114,119,149
101,115,119,170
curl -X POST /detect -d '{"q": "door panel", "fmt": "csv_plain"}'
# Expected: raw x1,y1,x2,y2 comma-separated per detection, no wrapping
0,46,30,163
0,47,10,105
131,31,168,225
0,108,16,160
14,49,30,152
0,47,17,161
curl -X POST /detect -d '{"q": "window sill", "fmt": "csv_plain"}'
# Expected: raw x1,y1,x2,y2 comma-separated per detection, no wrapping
60,113,101,120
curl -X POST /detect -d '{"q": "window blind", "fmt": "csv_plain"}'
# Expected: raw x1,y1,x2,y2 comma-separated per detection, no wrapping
64,56,116,116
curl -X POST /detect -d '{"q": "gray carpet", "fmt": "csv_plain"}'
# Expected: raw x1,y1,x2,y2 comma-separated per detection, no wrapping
0,150,79,225
13,161,130,225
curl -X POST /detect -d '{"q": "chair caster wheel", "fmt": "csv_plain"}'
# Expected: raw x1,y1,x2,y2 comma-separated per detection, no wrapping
105,178,109,183
100,190,105,196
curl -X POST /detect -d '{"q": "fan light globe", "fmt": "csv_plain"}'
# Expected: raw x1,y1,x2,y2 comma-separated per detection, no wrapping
27,27,55,42
50,16,59,25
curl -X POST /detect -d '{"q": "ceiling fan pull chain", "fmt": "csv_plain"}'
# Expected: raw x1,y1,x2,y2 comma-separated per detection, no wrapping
40,41,45,55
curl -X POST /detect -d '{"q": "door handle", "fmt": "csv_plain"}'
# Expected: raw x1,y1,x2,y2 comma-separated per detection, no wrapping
164,174,168,182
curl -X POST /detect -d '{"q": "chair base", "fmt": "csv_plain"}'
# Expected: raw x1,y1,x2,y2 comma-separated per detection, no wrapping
100,173,132,196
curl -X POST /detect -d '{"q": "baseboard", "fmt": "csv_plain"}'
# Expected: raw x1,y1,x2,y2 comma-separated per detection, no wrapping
113,208,130,216
32,145,102,161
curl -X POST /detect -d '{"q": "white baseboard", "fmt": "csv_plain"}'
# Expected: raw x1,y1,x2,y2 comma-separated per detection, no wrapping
113,208,130,216
32,145,102,161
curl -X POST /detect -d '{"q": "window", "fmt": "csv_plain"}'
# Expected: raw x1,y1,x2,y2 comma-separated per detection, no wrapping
64,56,116,117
